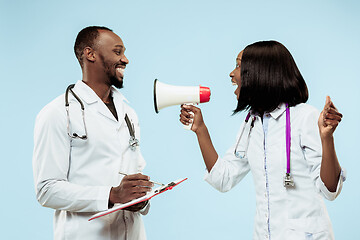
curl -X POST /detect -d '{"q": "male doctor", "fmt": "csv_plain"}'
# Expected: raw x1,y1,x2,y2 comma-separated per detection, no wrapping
33,26,153,240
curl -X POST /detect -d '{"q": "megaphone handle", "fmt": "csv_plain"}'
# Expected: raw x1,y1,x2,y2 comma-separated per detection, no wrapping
183,103,195,130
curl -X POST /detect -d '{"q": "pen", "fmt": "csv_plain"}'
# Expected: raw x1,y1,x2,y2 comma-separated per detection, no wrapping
118,172,165,186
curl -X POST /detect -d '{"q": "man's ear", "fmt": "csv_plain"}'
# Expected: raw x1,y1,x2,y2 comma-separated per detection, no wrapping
83,47,96,63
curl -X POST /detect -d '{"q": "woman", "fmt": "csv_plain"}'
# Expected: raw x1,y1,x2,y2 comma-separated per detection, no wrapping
180,41,345,240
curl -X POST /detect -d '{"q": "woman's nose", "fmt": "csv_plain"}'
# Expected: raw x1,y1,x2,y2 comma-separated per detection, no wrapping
229,70,234,78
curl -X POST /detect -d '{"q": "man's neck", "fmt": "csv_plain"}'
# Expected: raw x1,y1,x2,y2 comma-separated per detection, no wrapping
82,78,112,103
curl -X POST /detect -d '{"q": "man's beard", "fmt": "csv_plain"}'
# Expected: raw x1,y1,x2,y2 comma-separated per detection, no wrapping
100,54,124,89
110,74,123,89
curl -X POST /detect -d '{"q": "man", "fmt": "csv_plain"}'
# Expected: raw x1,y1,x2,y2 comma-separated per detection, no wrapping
33,26,153,240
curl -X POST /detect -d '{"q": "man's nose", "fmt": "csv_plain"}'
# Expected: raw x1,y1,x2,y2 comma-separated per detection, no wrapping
122,55,129,64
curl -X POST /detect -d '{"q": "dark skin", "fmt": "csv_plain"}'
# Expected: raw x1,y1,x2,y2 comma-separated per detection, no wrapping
180,51,343,193
81,30,153,211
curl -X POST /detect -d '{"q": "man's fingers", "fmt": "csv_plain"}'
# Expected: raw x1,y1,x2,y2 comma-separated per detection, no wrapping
122,174,154,189
124,179,154,188
124,173,150,181
131,186,152,194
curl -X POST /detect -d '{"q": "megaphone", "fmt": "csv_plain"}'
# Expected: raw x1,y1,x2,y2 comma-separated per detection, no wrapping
153,79,211,113
153,79,211,130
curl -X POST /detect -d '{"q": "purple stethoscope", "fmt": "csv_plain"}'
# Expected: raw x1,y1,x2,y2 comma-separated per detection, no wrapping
234,104,294,188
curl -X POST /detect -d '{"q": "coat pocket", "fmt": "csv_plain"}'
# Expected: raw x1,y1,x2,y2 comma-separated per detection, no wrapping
286,216,334,240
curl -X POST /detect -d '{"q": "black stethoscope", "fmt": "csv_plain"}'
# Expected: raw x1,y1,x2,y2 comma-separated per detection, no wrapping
234,104,294,188
65,84,139,151
65,84,88,140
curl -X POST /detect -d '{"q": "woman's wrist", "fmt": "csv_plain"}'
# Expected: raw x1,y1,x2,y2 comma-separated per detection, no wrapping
195,123,208,135
320,133,334,143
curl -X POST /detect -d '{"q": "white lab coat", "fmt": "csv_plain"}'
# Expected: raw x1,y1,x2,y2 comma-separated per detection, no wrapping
33,80,148,240
205,103,345,240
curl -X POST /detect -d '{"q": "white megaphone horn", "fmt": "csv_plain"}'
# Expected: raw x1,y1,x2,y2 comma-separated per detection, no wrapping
153,79,211,113
153,79,211,129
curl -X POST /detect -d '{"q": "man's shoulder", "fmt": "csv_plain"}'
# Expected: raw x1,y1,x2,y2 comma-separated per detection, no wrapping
36,94,66,122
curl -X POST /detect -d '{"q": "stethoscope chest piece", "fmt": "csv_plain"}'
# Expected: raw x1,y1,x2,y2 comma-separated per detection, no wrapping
124,114,139,151
283,173,295,187
129,136,139,151
235,151,246,159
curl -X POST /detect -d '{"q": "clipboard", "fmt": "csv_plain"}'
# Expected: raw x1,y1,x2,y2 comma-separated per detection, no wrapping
89,178,187,221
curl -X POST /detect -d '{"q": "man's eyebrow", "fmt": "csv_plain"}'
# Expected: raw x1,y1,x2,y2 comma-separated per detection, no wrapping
114,45,125,50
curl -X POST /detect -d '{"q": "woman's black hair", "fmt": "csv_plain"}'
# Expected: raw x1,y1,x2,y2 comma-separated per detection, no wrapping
234,40,308,114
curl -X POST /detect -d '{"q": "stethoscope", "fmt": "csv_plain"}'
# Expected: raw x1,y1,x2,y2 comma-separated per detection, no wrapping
234,104,294,188
65,84,139,151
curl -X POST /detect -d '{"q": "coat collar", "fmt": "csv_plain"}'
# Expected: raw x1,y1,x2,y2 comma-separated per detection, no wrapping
72,80,129,122
250,103,287,120
268,103,287,120
73,80,129,105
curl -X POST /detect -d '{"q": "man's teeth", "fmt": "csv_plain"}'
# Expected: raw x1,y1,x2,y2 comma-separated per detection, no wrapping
117,68,125,74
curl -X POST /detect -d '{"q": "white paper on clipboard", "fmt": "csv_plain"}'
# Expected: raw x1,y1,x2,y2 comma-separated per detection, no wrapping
89,178,187,221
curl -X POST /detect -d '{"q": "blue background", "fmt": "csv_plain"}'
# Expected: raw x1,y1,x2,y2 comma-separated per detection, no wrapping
1,0,359,239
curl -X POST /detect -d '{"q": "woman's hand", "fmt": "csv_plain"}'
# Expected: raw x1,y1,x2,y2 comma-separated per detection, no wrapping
179,104,205,133
318,96,343,139
318,96,343,193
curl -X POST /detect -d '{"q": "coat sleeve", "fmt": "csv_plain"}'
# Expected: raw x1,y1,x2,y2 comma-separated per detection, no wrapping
300,106,345,201
32,102,111,212
204,123,251,192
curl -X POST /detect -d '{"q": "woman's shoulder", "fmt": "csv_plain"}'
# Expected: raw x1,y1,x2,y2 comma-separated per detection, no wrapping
291,103,320,125
292,103,320,115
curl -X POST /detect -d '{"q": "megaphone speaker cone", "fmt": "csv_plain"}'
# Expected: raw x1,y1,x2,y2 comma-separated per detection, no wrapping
153,79,211,113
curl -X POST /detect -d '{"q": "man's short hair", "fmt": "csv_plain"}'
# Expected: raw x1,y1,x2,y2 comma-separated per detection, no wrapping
74,26,113,67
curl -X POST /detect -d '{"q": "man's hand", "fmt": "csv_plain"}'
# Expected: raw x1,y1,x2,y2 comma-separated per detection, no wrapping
109,173,153,211
318,96,343,139
123,200,149,212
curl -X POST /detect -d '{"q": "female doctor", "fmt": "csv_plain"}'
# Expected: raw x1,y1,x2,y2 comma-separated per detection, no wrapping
180,41,345,240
